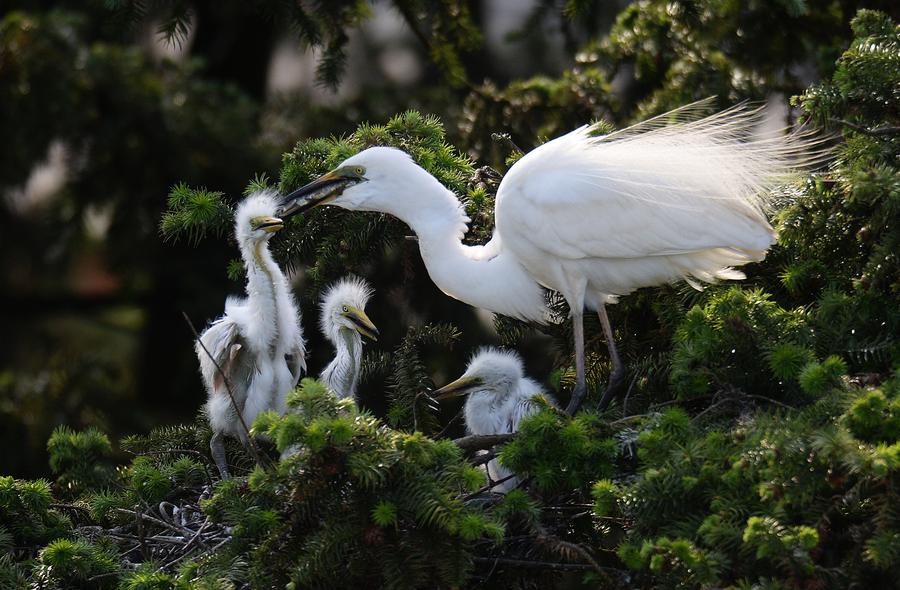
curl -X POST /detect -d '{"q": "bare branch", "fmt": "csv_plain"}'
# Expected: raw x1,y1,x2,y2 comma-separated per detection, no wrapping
830,118,900,137
462,472,518,502
453,433,516,454
182,311,268,468
491,132,524,154
469,450,495,467
472,556,597,571
113,508,192,538
533,521,606,576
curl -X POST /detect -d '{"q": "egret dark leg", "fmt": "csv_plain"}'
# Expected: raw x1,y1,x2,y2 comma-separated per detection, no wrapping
210,432,230,479
566,311,587,415
597,304,626,411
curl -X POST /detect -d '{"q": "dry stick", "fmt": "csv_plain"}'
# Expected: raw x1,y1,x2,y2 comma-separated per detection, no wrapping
113,508,192,538
534,522,605,576
610,412,656,426
50,502,91,515
435,408,464,439
621,373,638,417
745,393,794,410
491,132,525,155
412,391,424,432
462,472,518,502
470,450,495,467
453,433,516,454
182,518,211,551
649,395,713,410
156,519,212,573
830,118,900,137
472,557,595,572
471,555,502,589
693,391,795,422
108,532,188,544
182,311,269,468
136,504,149,562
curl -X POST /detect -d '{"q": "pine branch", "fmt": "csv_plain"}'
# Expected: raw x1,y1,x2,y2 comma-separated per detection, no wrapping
126,449,213,486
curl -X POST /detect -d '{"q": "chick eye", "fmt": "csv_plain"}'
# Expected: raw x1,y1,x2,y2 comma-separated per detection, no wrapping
342,305,349,313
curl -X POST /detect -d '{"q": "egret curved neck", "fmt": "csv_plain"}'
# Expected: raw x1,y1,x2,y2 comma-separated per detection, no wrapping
241,239,281,352
321,329,362,398
398,193,545,323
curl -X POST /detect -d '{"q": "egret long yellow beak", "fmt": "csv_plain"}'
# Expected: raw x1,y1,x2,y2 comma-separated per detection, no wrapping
343,306,379,341
256,216,284,233
278,170,360,217
433,375,483,400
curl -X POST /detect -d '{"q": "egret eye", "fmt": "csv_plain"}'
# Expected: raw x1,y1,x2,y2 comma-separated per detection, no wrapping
342,305,349,313
354,166,365,176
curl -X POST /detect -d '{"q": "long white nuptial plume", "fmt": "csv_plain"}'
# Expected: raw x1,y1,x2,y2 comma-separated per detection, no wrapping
527,97,831,216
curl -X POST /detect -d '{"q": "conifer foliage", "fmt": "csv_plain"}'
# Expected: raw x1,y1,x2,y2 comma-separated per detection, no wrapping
2,6,899,590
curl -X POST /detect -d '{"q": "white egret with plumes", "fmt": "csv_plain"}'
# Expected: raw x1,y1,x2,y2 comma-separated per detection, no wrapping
434,348,556,492
318,276,379,399
278,100,826,414
196,191,306,478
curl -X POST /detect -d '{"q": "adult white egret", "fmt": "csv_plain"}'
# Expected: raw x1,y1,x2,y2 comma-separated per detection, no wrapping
434,348,555,492
196,191,306,478
318,276,379,399
278,101,823,414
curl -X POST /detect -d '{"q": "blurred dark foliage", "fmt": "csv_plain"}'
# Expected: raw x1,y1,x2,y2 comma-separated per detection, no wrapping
0,0,896,505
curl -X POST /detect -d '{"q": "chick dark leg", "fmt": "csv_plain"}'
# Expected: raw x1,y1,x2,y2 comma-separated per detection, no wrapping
597,304,626,411
565,311,587,415
210,432,230,479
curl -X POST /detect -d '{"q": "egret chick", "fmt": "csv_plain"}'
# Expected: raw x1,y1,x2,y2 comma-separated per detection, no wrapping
318,277,379,399
278,100,826,414
434,348,555,492
196,191,306,478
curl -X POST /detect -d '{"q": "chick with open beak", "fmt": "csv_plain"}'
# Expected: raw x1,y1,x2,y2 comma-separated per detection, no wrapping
435,348,557,492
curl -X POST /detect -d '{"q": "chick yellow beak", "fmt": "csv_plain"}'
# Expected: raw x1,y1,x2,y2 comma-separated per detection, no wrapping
433,375,483,400
257,216,284,233
343,306,379,341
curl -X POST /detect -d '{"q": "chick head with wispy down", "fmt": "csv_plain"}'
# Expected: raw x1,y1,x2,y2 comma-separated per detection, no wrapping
235,190,284,244
434,347,526,400
319,276,379,343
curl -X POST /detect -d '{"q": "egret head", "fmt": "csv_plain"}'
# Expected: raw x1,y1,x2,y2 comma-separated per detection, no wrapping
277,147,436,218
434,347,525,401
236,191,284,243
320,276,379,343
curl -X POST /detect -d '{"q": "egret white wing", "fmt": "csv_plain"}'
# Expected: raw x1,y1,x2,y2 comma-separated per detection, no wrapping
505,398,540,433
496,104,820,262
285,330,307,386
196,314,254,402
505,379,547,432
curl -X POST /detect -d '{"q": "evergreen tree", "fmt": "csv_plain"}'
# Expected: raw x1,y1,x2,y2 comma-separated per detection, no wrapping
1,3,898,589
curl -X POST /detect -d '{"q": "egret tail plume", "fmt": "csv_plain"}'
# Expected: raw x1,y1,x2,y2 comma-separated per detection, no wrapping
537,99,831,218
